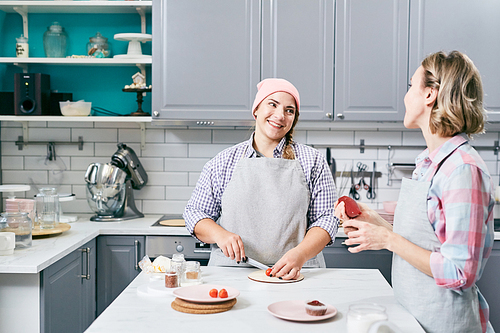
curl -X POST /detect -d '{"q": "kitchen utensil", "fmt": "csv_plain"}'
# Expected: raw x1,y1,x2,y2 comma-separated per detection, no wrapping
349,166,360,200
32,222,70,238
267,300,337,322
85,143,148,221
171,297,237,314
242,256,269,270
326,148,336,185
247,270,304,283
367,162,376,199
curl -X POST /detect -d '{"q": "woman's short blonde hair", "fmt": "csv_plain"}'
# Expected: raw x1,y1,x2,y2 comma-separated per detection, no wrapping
421,50,486,137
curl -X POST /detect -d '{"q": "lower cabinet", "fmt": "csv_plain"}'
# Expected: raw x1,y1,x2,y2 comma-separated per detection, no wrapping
323,238,393,285
96,235,145,316
40,239,96,333
476,241,500,332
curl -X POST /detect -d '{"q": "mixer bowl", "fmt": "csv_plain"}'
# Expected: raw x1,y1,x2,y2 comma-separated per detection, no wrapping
86,183,126,216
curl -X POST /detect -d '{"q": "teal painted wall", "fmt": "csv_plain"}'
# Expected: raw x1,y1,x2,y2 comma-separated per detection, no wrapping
0,11,152,115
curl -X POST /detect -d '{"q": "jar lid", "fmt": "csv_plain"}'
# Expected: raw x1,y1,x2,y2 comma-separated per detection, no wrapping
48,22,63,32
89,32,108,43
16,35,28,42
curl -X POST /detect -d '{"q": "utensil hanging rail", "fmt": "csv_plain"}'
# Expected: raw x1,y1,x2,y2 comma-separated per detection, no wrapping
15,135,84,151
311,140,500,154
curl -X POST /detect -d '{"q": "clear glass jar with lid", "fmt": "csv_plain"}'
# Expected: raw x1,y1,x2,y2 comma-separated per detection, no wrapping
86,32,111,58
0,212,32,248
43,22,68,57
35,187,59,229
181,261,202,286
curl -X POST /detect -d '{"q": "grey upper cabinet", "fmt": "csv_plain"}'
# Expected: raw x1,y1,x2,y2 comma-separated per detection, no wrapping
152,0,335,123
152,0,260,122
261,0,334,121
409,0,500,121
334,0,409,121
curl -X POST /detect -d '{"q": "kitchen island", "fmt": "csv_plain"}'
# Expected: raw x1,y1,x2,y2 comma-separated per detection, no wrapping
85,267,424,333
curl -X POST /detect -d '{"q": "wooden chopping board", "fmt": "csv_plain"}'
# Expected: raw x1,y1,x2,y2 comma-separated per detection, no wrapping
159,219,185,227
248,270,304,283
32,223,71,238
171,297,236,314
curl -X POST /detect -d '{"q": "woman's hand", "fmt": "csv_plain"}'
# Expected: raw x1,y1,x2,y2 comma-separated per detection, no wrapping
213,229,246,263
270,247,307,280
343,219,391,253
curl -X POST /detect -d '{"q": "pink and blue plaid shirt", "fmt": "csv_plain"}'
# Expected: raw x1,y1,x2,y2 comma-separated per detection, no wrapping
412,133,495,332
184,134,339,244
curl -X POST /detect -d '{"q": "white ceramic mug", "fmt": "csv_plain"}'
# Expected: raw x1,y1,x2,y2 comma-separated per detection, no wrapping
0,232,16,255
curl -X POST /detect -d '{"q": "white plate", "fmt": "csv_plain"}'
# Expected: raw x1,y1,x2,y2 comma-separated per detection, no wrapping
267,300,337,322
173,284,239,303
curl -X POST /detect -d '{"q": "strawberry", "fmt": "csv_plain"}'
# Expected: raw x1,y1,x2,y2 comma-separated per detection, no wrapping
265,268,272,276
218,289,228,298
209,288,218,298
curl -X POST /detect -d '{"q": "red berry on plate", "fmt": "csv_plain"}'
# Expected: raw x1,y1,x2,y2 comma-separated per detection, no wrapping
209,288,218,298
265,268,272,276
219,289,228,298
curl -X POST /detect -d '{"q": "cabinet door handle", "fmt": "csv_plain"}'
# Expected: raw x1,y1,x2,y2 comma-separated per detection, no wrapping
134,240,139,270
80,247,91,280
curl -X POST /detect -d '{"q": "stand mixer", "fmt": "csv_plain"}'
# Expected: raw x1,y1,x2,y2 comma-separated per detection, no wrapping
85,143,148,221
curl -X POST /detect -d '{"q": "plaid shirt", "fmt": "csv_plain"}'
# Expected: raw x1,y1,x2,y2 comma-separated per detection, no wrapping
412,133,494,332
184,134,338,244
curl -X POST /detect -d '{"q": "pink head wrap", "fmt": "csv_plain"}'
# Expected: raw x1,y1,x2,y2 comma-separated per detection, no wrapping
251,78,300,118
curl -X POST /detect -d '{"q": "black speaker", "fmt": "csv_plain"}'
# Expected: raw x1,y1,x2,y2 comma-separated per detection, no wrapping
50,92,73,115
14,73,51,115
0,92,15,115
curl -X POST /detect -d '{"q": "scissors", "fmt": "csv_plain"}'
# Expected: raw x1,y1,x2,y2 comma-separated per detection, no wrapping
355,162,369,191
349,166,360,200
367,162,376,199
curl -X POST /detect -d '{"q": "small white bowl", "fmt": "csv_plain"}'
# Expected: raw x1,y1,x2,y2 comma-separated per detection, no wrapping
59,101,92,116
383,201,397,214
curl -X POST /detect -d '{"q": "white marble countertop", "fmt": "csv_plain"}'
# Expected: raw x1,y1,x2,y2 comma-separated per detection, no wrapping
85,267,424,333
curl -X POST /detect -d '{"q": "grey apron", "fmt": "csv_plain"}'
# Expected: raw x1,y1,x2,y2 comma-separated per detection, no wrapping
392,177,484,333
209,156,325,268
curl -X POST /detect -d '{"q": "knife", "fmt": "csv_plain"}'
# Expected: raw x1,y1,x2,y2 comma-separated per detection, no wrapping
241,256,269,270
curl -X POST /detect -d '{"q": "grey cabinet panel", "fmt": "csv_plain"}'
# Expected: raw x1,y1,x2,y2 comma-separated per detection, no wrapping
261,0,334,121
476,241,500,331
323,240,392,284
335,0,409,121
152,0,260,121
96,235,145,316
41,239,96,333
409,0,500,120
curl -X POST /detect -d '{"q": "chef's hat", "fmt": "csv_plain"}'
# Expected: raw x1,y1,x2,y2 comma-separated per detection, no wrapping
251,78,300,118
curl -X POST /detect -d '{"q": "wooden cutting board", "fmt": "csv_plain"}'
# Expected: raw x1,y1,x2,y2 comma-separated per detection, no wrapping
248,270,304,283
159,219,185,227
32,223,71,238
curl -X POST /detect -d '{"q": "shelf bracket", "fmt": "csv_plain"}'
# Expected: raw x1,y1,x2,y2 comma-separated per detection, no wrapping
136,7,146,34
21,121,28,148
13,6,28,39
13,62,28,73
139,122,146,150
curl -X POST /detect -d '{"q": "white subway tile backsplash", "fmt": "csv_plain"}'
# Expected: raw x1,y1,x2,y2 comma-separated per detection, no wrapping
3,121,500,216
1,156,23,169
166,129,211,143
164,158,209,172
147,172,188,186
188,144,234,158
72,128,117,142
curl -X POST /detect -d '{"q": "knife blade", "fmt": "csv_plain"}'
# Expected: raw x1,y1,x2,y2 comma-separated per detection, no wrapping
242,257,269,270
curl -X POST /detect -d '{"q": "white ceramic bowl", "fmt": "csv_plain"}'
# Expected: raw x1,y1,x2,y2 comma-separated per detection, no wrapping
59,101,92,116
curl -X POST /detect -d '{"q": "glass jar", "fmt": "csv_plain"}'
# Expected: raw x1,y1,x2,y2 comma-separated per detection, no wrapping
346,303,388,333
35,188,59,229
86,32,111,58
0,212,32,248
43,22,68,57
181,261,202,286
16,35,29,58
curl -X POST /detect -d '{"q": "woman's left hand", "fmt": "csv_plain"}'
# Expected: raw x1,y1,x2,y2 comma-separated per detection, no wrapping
343,219,391,253
270,247,307,280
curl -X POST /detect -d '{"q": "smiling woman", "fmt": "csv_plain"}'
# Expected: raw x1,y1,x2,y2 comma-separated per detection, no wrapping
183,78,339,281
